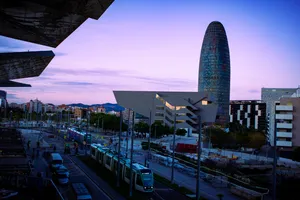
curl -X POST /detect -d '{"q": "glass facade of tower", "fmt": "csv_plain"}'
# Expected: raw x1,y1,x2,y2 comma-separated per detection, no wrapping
198,21,230,124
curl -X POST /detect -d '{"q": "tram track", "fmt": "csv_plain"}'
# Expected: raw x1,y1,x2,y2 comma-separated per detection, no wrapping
67,155,115,200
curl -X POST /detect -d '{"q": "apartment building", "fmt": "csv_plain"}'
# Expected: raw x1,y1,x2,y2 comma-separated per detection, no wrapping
275,89,300,151
229,100,266,131
261,87,297,145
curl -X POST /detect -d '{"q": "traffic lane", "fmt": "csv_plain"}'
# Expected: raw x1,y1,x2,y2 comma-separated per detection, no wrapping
62,155,84,176
70,175,111,200
153,181,191,200
57,157,112,200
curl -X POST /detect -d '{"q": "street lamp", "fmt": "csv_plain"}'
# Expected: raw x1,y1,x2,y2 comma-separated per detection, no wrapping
9,110,13,126
171,106,177,184
195,99,218,200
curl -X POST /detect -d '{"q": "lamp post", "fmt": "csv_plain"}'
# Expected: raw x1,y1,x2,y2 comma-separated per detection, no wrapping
9,110,13,127
147,110,152,167
129,111,135,197
97,117,100,133
125,109,131,158
171,106,177,184
196,115,202,200
117,111,122,187
272,114,277,200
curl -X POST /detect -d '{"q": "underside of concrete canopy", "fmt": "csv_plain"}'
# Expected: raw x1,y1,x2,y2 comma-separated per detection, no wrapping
0,50,54,87
0,0,114,47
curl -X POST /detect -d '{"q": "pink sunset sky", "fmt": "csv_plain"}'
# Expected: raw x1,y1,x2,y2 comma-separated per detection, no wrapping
1,0,300,105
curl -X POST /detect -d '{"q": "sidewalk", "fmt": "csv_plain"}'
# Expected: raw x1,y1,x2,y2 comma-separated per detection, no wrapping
69,155,125,200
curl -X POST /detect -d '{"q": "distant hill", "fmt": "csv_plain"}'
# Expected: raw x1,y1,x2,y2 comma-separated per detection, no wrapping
67,103,124,112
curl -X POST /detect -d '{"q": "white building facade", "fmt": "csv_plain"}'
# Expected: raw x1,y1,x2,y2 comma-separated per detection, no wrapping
261,88,297,146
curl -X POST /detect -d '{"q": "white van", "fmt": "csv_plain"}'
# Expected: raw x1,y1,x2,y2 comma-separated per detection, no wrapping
50,153,63,171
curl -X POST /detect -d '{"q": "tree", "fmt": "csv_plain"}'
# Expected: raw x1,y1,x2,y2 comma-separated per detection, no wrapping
135,121,149,133
210,127,235,148
176,129,187,136
151,121,166,138
246,132,266,149
89,112,128,132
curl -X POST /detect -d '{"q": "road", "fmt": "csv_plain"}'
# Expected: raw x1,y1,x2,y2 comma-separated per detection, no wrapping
52,129,197,200
20,129,117,200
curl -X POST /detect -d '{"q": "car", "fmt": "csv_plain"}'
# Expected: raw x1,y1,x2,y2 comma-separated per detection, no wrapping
54,165,69,175
71,183,92,200
52,166,69,185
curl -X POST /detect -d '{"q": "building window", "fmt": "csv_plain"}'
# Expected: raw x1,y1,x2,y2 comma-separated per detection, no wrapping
91,148,96,156
155,113,164,117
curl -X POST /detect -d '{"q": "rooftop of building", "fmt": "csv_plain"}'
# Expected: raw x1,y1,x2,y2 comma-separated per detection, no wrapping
230,100,265,104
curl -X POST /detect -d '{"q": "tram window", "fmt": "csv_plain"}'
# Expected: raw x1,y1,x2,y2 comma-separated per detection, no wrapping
114,161,117,169
136,174,143,186
106,157,111,166
91,148,96,156
125,168,130,179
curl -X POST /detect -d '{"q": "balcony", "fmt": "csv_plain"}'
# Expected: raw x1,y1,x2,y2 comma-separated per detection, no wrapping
276,105,293,111
277,132,293,138
276,141,292,147
277,123,293,129
276,114,293,120
176,115,197,124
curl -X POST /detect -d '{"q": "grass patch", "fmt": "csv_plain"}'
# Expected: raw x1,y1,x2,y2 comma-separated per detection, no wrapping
77,156,151,200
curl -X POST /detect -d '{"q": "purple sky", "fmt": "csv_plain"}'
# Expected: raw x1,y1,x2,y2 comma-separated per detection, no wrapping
1,0,300,105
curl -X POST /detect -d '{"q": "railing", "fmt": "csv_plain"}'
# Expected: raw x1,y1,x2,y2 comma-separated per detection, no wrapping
149,148,269,199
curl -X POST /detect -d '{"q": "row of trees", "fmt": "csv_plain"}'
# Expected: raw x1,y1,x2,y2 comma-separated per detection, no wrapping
5,108,266,149
134,121,187,137
206,122,267,149
89,114,186,137
3,108,188,137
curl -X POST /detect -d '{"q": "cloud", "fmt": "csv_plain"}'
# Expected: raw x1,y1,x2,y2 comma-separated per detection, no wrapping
43,67,195,88
53,81,95,86
127,75,196,88
54,52,68,56
248,89,260,93
7,94,19,99
6,93,26,103
43,67,132,77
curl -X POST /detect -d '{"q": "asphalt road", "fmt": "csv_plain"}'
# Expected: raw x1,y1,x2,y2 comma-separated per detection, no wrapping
21,129,114,200
59,155,113,200
52,130,194,200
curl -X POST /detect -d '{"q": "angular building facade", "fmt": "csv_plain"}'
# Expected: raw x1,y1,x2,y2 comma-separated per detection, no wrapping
198,21,231,125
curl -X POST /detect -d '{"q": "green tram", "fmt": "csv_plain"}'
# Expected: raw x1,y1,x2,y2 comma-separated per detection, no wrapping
90,143,154,192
